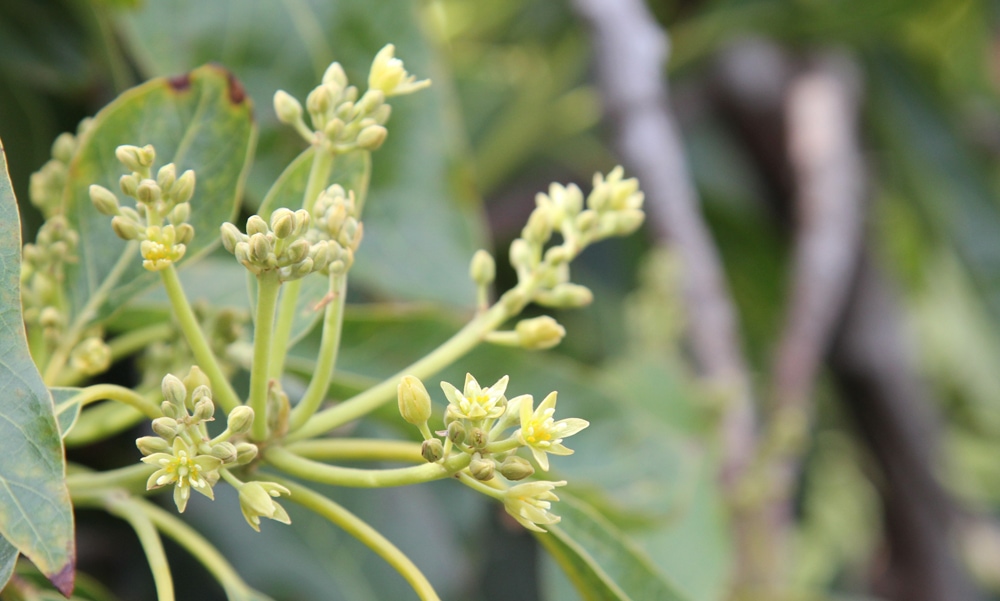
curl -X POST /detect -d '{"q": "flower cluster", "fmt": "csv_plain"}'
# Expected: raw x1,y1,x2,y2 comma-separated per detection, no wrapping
306,184,364,275
137,369,258,513
272,44,429,154
221,209,333,281
397,373,587,531
29,118,92,218
89,144,196,271
20,216,78,341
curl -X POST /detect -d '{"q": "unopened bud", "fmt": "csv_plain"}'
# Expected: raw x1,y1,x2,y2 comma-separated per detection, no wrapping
246,215,268,236
151,417,179,440
323,118,344,140
499,456,534,481
160,400,181,419
173,170,196,204
111,216,140,240
193,397,215,422
470,250,495,286
447,421,467,445
286,239,310,264
274,90,304,125
175,223,194,245
397,375,432,426
169,202,191,225
470,453,495,481
136,179,161,204
421,439,444,463
116,145,154,173
515,316,566,350
235,442,259,464
89,185,120,216
227,406,255,434
157,163,177,192
52,133,76,163
220,222,243,253
356,125,388,151
210,442,238,463
574,209,598,233
270,208,295,239
250,233,271,264
522,208,553,244
161,374,187,408
322,62,348,88
356,90,385,115
537,283,593,308
136,436,170,455
183,366,211,396
509,238,535,272
469,427,487,449
306,86,333,119
120,174,139,197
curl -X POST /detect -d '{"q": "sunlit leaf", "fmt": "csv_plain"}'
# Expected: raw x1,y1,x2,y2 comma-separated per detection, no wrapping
0,138,75,595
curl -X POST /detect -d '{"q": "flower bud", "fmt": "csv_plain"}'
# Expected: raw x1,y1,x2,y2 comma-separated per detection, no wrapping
246,215,268,236
270,208,295,239
111,216,140,240
612,209,645,236
160,400,181,419
136,179,161,205
515,315,566,350
509,238,535,273
323,118,344,140
168,202,191,225
421,439,444,463
183,366,212,396
227,406,255,434
273,90,304,125
161,374,187,408
470,454,495,481
356,125,388,151
89,185,120,216
574,209,598,234
522,207,553,244
306,86,333,120
447,421,467,445
151,417,179,440
356,89,385,115
322,62,348,88
469,250,495,287
157,163,177,192
116,145,154,173
173,170,196,204
136,436,170,456
397,375,432,426
120,174,139,197
469,427,487,449
499,456,535,481
235,442,259,464
193,397,215,422
52,133,76,163
219,224,241,254
537,283,593,308
210,442,238,463
544,245,572,265
285,239,310,264
249,233,271,264
175,223,195,245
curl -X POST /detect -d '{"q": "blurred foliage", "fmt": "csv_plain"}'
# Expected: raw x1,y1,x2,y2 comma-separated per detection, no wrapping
5,0,1000,599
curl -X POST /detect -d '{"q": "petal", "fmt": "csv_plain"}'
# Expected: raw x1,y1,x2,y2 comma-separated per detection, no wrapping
174,483,190,513
270,503,292,525
530,447,551,472
519,394,534,428
538,391,558,412
506,506,546,532
490,375,510,398
241,505,262,532
552,418,589,438
462,373,480,398
546,442,574,457
193,482,215,500
440,381,463,406
141,453,174,465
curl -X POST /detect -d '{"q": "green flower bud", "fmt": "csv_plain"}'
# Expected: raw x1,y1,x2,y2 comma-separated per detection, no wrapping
52,133,76,163
160,400,181,419
246,215,268,237
151,417,179,440
220,222,243,253
156,163,177,192
270,208,295,239
111,216,140,241
89,185,120,216
323,118,345,140
235,442,259,465
322,62,348,88
70,337,111,376
515,315,566,350
227,406,255,435
536,283,593,308
249,233,271,264
499,455,535,481
469,427,487,449
210,441,238,463
421,439,444,463
307,86,333,120
183,366,212,396
116,145,154,173
168,202,191,225
574,209,598,234
470,454,495,481
285,239,310,264
136,436,170,456
397,375,432,426
273,90,304,125
469,250,496,287
612,209,645,236
193,397,215,422
447,420,467,445
173,170,196,204
120,174,139,197
356,89,385,115
136,179,161,205
509,238,535,273
356,125,388,151
175,223,195,245
522,207,553,244
161,374,188,408
543,245,572,265
38,307,63,329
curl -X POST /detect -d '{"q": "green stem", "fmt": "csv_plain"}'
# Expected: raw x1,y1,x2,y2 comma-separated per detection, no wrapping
274,477,442,601
250,272,282,441
265,446,471,487
56,383,161,419
64,402,145,448
456,471,505,500
67,463,155,497
160,265,241,413
107,322,174,363
288,273,347,432
287,300,513,441
285,439,423,463
106,496,175,601
138,498,260,600
268,149,336,380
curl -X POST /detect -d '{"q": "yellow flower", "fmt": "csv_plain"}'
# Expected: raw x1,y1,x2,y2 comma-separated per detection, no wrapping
142,437,221,512
503,480,566,532
441,374,509,421
516,392,588,471
238,481,292,532
367,44,430,97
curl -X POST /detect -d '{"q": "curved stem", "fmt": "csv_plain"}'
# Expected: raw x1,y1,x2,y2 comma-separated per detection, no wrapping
268,149,336,380
64,402,145,448
67,463,155,497
250,272,282,441
285,438,423,463
56,383,161,419
289,273,346,432
160,265,241,414
106,496,175,601
273,477,442,601
264,446,471,488
456,471,505,500
138,499,260,600
287,300,513,441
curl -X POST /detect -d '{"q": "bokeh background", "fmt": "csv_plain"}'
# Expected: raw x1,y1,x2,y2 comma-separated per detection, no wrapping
4,0,1000,600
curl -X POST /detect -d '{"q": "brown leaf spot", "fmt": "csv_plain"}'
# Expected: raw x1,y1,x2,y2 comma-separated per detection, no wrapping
167,74,192,92
226,71,247,105
48,559,75,597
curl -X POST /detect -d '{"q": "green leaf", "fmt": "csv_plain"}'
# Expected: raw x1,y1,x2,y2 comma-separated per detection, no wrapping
63,63,255,326
0,536,16,593
0,138,75,595
51,388,83,440
538,495,692,601
119,0,485,306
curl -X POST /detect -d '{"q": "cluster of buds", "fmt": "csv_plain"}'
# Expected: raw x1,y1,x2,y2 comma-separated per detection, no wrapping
88,144,196,272
397,373,587,532
28,118,92,218
506,167,645,310
272,44,429,154
137,368,257,513
306,184,364,275
20,216,78,342
139,304,247,389
68,334,112,377
221,209,337,281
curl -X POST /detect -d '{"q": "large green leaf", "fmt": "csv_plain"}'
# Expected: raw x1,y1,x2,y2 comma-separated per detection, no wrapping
0,138,75,595
63,63,255,325
118,0,485,307
0,537,16,594
538,495,691,601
